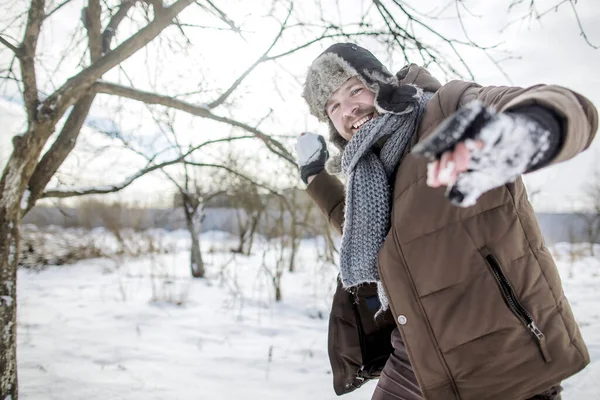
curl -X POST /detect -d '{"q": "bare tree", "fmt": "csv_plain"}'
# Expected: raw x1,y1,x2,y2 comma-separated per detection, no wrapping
92,116,278,278
0,0,301,394
230,179,265,256
282,186,316,273
261,195,288,302
0,0,199,395
173,170,227,278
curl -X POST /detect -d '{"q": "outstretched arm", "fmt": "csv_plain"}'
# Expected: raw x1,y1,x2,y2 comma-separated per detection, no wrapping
413,83,598,207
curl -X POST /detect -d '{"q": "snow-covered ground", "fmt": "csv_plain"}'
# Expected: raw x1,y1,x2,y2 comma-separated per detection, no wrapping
17,231,600,399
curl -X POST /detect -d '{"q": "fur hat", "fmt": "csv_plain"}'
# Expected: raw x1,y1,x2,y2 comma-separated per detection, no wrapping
302,43,420,153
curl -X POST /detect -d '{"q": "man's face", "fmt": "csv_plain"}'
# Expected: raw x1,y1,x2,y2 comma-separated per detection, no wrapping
326,77,378,141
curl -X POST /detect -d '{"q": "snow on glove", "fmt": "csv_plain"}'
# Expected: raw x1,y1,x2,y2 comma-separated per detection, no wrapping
295,132,329,184
412,101,553,207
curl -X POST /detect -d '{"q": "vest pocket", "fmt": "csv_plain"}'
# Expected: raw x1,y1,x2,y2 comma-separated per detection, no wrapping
481,248,552,363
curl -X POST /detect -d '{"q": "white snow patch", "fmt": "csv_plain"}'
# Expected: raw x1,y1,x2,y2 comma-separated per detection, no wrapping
3,321,13,340
4,281,14,296
20,189,30,210
14,234,600,399
7,240,16,266
1,296,13,306
450,112,546,207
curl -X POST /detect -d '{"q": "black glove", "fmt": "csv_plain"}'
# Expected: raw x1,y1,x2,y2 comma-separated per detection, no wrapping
412,101,562,207
295,132,329,184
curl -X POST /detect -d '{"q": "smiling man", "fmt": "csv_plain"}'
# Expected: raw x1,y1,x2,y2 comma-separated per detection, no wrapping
326,76,379,140
295,43,598,400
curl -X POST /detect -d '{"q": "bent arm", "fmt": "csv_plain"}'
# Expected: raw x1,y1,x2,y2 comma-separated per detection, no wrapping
306,170,345,235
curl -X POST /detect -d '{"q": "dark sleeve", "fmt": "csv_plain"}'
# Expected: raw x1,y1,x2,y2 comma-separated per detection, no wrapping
306,170,345,235
455,82,598,166
507,105,563,172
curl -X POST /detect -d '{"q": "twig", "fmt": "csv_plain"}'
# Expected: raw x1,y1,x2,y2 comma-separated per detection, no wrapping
0,36,20,56
202,0,242,35
206,3,294,109
102,0,137,54
20,0,45,121
567,0,598,49
45,0,75,19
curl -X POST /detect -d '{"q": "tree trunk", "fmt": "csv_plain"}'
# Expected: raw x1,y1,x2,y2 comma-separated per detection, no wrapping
0,207,19,399
235,226,247,254
288,239,299,274
0,155,29,398
183,195,205,278
189,231,204,278
288,212,298,273
275,285,281,302
233,208,248,254
245,212,261,256
0,122,53,398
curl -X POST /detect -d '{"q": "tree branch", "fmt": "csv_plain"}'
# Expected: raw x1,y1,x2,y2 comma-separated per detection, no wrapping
503,0,597,49
102,0,137,54
25,0,127,214
22,0,191,213
42,135,258,199
0,36,21,56
45,0,76,19
24,93,96,214
265,30,388,60
93,81,295,165
202,0,242,34
144,0,164,15
37,0,195,123
384,0,476,79
567,0,598,49
454,1,511,84
85,0,104,62
20,0,46,122
43,157,183,199
184,162,284,199
173,23,239,31
206,3,293,110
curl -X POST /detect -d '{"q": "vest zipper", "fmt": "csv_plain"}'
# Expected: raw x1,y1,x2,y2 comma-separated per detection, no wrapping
348,294,369,391
484,253,552,363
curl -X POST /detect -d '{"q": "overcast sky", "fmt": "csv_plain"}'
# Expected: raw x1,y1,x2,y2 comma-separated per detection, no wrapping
1,0,599,211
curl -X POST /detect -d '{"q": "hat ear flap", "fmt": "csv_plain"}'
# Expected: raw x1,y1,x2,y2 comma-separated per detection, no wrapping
328,120,347,151
375,83,421,115
325,121,346,176
325,154,342,175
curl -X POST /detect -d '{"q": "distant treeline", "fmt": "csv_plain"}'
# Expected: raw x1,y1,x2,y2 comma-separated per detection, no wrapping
22,203,598,245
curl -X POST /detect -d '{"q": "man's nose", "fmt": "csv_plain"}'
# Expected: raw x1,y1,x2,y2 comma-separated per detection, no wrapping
341,100,358,118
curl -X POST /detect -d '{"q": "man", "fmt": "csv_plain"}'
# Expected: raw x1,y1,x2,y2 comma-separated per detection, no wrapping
295,43,597,400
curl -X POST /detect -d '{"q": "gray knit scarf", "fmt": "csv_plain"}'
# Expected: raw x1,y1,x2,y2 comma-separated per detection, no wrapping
337,91,433,311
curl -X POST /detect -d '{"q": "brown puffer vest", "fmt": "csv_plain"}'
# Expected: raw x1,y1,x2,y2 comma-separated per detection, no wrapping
307,64,598,399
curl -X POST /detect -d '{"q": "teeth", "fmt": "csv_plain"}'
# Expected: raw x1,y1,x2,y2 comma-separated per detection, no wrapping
353,114,372,129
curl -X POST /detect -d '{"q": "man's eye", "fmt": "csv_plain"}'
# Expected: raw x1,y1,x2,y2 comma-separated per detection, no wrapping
330,104,339,113
351,88,362,95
